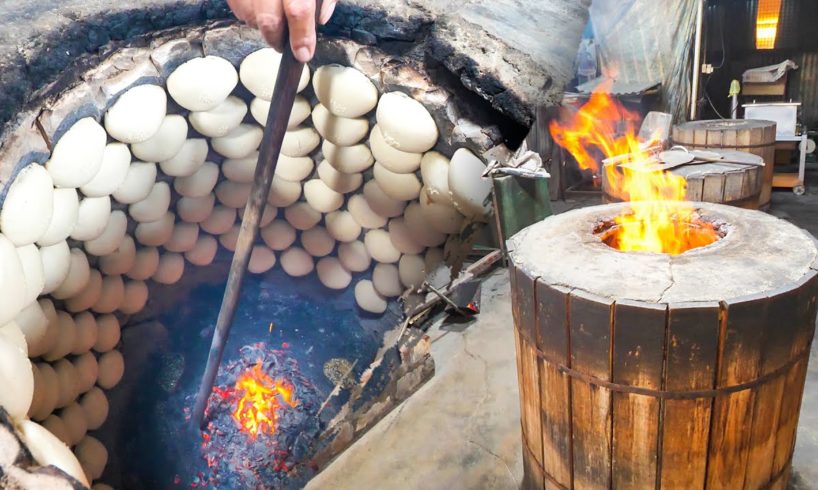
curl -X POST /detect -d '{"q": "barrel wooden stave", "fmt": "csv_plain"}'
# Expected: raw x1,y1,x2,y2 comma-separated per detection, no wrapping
510,260,818,490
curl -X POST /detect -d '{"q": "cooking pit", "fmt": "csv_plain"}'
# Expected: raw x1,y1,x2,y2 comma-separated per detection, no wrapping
0,1,593,487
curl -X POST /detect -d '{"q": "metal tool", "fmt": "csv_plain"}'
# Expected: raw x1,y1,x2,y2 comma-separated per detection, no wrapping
192,5,322,428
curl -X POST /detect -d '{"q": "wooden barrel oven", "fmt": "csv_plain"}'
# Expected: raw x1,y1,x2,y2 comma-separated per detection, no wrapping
508,202,818,490
601,149,764,209
672,120,776,209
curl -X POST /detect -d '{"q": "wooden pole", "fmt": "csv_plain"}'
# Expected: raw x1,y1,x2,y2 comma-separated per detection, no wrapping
191,21,317,428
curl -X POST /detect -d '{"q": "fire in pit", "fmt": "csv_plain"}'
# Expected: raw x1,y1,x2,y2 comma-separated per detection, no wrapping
225,361,297,440
550,86,722,254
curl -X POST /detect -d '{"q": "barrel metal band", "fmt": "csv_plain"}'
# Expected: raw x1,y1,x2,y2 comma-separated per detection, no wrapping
517,327,811,400
673,141,775,150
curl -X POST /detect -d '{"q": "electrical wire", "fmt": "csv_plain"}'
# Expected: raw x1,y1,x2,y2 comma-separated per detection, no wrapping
699,2,728,119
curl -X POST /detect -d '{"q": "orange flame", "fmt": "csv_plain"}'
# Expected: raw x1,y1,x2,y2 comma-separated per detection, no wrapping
232,361,297,439
549,83,719,255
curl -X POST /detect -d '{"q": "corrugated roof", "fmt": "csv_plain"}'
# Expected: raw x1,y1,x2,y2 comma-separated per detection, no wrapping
576,77,662,95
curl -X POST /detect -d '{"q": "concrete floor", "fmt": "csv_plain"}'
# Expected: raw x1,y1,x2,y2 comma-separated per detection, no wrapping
309,171,818,490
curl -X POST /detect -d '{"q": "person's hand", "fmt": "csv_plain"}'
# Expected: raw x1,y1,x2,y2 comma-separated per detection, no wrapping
227,0,337,63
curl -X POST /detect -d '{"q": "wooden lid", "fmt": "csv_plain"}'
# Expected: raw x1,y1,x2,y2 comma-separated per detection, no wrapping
509,202,817,304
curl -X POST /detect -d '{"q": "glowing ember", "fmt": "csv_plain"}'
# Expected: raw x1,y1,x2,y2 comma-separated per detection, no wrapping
550,82,720,254
231,361,297,439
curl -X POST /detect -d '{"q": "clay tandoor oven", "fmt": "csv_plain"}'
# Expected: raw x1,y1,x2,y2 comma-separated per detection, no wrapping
509,201,818,490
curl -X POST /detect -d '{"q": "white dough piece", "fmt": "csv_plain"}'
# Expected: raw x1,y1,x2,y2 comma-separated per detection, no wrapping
129,182,171,223
32,363,58,421
185,235,218,267
134,212,175,247
322,140,374,174
216,180,252,209
39,241,71,296
250,95,311,129
0,234,26,325
261,220,296,251
420,151,454,205
59,402,88,447
127,247,160,281
19,420,89,487
312,103,369,146
97,350,125,389
131,115,188,162
37,188,79,247
80,387,109,430
94,315,121,353
0,321,27,356
165,223,199,253
36,299,60,358
92,275,125,314
0,164,54,246
42,313,76,362
404,202,447,247
364,229,401,264
120,280,149,315
212,124,263,159
80,143,132,198
105,84,167,144
153,253,184,285
281,127,320,158
354,280,387,314
174,161,219,197
284,203,322,231
52,358,77,409
223,152,258,184
71,196,111,242
267,177,302,207
373,263,402,297
112,161,157,204
304,180,343,213
388,218,425,255
376,92,438,153
276,155,315,182
75,435,108,481
177,194,217,224
240,48,310,100
72,351,98,394
420,187,465,234
370,124,422,174
373,163,421,201
448,148,491,220
313,65,378,118
280,248,314,277
85,210,128,257
65,269,103,313
99,235,136,276
17,244,45,303
399,254,426,289
51,249,90,300
347,195,387,230
159,138,208,177
316,257,351,290
189,96,247,137
219,226,240,252
200,206,236,235
363,180,406,218
167,56,238,111
325,211,362,243
248,246,277,274
14,301,49,357
302,227,335,257
317,159,362,194
46,118,106,188
338,241,371,273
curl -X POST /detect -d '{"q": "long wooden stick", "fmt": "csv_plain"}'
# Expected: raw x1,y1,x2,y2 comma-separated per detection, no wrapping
192,34,310,429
